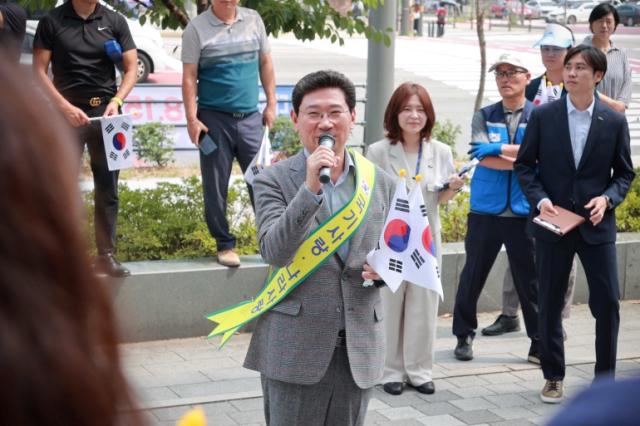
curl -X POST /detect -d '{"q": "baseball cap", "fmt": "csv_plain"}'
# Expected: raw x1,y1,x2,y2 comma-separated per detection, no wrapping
488,53,529,73
533,23,574,48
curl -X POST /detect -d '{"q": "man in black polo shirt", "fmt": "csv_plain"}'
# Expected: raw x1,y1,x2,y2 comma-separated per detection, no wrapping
33,0,137,277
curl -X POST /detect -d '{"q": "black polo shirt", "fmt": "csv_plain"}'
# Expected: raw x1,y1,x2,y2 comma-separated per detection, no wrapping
34,1,135,101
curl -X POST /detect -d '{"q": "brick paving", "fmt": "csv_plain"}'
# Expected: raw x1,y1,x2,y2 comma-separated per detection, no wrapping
122,301,640,425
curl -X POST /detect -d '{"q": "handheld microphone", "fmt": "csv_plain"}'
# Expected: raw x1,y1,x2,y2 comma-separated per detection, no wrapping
318,133,335,184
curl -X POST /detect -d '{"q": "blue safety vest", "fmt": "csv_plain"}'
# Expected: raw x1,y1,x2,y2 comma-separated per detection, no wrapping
469,101,533,216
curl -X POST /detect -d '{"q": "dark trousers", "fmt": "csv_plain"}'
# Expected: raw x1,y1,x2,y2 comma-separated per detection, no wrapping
197,109,263,251
453,213,539,341
261,345,372,426
77,104,119,254
536,233,620,380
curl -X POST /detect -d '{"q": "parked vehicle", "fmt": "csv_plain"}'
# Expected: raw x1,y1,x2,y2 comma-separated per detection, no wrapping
490,0,535,18
526,0,558,18
546,1,596,24
616,3,640,26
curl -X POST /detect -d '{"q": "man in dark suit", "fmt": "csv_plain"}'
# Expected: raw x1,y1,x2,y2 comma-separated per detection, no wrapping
515,45,635,404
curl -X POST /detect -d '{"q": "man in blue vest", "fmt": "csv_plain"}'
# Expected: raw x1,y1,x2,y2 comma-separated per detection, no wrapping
452,53,540,363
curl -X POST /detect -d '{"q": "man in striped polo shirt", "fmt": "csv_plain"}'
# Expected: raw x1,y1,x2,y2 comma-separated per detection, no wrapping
182,0,276,267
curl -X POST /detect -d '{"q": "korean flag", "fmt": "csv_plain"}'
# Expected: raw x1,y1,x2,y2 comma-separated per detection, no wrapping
404,184,443,300
244,127,272,185
366,180,412,293
99,113,134,171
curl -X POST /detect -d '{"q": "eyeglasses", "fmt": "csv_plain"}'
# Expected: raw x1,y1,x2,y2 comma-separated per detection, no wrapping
302,109,349,123
494,69,526,80
540,46,566,54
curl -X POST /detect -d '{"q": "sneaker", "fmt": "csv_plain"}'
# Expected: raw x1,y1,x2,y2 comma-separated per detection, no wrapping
454,335,474,361
528,341,541,365
94,253,130,277
217,249,240,267
540,379,564,403
481,314,521,336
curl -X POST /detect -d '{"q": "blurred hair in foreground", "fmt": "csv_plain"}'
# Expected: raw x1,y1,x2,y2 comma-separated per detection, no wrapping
0,61,144,426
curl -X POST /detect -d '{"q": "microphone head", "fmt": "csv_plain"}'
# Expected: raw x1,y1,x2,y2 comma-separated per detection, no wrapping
318,133,335,148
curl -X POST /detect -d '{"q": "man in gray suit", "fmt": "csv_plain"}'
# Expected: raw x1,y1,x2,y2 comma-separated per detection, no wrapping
244,70,395,425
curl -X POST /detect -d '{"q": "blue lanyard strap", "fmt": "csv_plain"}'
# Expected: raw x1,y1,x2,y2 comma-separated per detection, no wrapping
414,141,423,178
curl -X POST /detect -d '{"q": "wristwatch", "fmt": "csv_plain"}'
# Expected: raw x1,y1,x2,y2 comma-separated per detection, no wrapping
603,195,613,210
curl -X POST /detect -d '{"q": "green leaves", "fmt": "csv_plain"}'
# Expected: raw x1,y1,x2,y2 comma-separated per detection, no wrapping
133,122,175,168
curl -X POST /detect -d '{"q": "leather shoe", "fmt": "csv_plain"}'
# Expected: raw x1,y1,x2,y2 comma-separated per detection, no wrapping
95,253,130,277
412,381,435,394
481,314,520,336
454,335,474,361
382,382,404,395
217,249,240,267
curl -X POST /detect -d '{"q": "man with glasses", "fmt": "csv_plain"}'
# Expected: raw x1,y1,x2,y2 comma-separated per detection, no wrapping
483,24,576,339
181,0,276,267
243,70,395,425
452,54,540,365
515,45,634,403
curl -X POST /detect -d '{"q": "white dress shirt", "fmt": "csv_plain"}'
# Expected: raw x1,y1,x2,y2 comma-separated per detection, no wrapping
567,95,595,167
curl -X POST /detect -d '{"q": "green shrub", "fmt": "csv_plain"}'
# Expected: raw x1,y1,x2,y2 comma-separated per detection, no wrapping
83,177,257,261
133,122,175,168
432,119,462,158
440,191,470,243
616,173,640,232
269,116,302,157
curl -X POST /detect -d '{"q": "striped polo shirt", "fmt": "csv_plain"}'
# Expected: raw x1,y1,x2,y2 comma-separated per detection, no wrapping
181,7,270,113
582,35,633,107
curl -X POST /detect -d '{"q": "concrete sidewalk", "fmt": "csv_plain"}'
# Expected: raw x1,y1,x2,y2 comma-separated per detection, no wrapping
122,301,640,426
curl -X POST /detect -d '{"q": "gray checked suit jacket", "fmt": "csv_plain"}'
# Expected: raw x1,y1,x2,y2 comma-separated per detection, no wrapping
243,150,395,389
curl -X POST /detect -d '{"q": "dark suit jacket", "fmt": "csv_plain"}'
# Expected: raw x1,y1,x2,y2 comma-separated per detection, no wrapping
514,96,635,244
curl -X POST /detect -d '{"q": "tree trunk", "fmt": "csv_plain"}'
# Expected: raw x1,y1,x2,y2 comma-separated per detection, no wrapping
158,0,190,28
474,0,486,112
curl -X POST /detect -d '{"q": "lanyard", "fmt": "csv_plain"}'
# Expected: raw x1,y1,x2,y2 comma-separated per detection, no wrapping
414,141,423,178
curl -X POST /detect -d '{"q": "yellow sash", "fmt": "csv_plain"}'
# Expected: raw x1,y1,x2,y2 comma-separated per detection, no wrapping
206,149,376,347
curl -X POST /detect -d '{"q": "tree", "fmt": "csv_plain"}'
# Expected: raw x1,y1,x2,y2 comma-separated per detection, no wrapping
21,0,392,47
473,0,487,112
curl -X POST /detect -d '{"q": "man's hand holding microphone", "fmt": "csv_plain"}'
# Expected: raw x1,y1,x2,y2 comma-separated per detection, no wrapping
305,133,337,194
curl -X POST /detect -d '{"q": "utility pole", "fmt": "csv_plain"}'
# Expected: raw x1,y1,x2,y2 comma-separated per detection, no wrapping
400,0,411,35
364,0,397,146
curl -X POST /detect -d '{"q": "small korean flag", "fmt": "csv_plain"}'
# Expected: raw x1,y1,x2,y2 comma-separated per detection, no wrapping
366,179,412,293
244,127,272,185
99,113,134,171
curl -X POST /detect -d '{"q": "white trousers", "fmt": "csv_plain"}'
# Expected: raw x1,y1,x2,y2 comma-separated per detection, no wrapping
381,281,439,385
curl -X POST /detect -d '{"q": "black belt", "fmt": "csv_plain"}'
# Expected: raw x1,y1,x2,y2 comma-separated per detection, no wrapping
69,96,111,108
336,329,346,347
211,109,252,119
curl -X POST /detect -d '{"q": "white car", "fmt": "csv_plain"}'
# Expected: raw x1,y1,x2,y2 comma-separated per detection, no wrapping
526,0,558,18
547,1,596,24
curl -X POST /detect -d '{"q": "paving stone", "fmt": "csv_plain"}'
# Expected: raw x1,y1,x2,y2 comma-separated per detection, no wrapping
133,386,180,404
170,378,261,398
413,401,459,416
151,406,194,422
488,406,537,420
483,393,530,408
449,385,496,399
480,372,523,384
200,401,239,416
446,375,491,388
363,410,388,425
373,389,426,408
382,419,426,426
485,382,529,395
227,409,265,424
378,406,424,421
415,390,461,403
449,397,497,411
367,398,391,410
416,414,465,426
452,409,502,424
491,420,536,426
131,370,211,388
230,398,264,412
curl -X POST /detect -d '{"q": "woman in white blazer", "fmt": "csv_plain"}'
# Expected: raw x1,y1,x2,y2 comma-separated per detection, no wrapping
366,83,464,396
